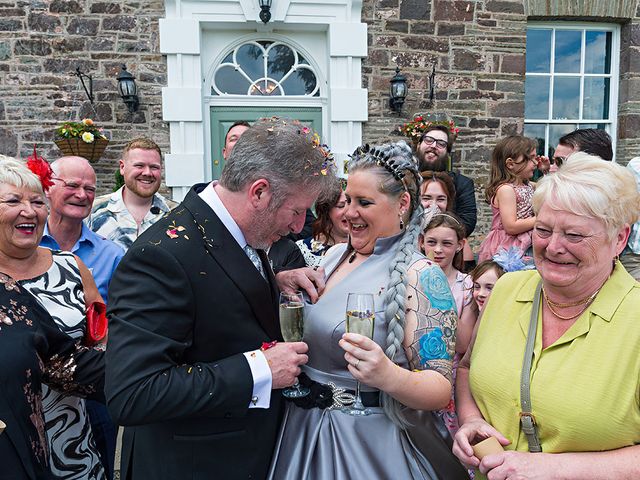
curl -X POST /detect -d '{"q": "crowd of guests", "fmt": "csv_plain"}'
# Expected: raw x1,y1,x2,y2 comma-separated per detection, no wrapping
1,116,639,480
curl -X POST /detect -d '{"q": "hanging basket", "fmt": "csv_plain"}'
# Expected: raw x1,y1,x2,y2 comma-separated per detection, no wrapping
55,137,109,162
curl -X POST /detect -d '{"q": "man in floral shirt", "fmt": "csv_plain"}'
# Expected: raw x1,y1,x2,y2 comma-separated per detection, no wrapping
88,138,176,251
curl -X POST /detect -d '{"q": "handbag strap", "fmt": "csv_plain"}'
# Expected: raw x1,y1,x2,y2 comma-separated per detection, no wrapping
519,280,543,453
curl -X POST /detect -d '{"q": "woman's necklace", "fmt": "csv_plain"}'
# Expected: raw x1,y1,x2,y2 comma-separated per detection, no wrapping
542,287,600,308
348,250,371,263
542,284,604,321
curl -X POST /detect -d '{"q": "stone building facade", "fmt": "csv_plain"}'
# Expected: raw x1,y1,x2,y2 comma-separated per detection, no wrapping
0,0,638,242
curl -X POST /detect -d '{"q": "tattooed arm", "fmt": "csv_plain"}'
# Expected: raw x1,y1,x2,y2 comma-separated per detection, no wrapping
339,258,455,410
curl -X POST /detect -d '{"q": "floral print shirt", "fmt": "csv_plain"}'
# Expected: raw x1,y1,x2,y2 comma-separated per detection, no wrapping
87,186,177,251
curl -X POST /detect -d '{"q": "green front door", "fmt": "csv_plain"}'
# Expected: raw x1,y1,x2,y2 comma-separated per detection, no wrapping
210,106,323,179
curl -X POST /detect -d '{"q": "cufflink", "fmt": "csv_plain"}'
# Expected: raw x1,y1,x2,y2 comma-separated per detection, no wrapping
251,396,259,406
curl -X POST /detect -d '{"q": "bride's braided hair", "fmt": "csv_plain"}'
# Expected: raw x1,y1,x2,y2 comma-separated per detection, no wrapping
347,141,422,427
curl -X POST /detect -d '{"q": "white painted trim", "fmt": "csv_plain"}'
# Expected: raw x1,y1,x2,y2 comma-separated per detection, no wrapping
162,0,366,191
159,19,200,54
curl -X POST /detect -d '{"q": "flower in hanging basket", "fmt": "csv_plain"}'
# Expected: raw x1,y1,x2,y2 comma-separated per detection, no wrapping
55,118,109,162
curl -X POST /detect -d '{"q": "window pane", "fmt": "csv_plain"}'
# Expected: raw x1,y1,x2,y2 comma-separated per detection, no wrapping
549,124,577,156
213,67,251,95
583,77,610,120
554,30,582,73
236,43,265,80
267,44,295,81
249,79,281,96
524,124,546,155
525,76,550,119
526,29,552,73
281,68,318,95
585,31,611,74
552,77,580,119
578,123,607,130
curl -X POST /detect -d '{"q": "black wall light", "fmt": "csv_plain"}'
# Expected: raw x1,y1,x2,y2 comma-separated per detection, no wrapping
116,64,139,113
259,0,272,24
389,66,407,113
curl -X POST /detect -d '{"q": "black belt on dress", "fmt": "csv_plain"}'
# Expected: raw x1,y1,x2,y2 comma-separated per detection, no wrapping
286,373,380,410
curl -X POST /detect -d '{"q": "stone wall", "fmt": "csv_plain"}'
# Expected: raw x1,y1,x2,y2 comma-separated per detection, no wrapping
1,0,638,240
0,0,168,194
361,0,640,244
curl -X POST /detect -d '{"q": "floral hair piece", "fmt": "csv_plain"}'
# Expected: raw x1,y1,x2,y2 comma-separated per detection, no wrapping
400,114,459,144
26,145,54,192
492,246,535,272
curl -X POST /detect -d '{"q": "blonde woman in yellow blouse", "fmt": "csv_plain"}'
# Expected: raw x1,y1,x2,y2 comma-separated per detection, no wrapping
453,153,640,480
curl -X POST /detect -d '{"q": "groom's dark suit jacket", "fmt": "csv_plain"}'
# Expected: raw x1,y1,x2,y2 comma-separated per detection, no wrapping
105,184,282,480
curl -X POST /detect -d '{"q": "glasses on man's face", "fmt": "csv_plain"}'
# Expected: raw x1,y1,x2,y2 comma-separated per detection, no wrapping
420,135,448,150
52,177,97,195
551,156,566,167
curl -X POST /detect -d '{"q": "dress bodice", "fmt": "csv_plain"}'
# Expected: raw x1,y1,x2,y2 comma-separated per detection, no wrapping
302,234,420,390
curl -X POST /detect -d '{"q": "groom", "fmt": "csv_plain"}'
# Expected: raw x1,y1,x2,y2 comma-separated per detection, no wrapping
105,118,335,479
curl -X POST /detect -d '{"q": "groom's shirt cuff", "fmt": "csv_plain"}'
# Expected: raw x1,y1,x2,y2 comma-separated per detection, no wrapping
243,350,272,408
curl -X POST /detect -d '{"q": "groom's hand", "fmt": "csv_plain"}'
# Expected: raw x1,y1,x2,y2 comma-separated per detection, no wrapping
263,342,309,389
276,267,325,303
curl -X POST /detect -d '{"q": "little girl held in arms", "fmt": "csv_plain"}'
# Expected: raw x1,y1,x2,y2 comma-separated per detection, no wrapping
478,135,538,262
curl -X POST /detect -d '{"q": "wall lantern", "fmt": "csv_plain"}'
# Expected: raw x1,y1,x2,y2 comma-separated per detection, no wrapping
389,66,407,113
116,64,139,113
259,0,272,24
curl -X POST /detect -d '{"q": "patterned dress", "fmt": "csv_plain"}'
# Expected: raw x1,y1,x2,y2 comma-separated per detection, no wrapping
478,183,534,262
0,272,104,480
20,251,105,480
295,237,333,267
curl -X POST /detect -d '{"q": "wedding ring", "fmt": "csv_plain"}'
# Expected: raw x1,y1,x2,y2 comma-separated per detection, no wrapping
355,359,361,369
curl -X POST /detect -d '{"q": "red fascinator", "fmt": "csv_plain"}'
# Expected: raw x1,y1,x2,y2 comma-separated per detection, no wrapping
26,145,54,192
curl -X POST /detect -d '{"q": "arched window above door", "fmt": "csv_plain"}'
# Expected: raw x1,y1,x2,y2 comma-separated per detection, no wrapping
211,40,320,96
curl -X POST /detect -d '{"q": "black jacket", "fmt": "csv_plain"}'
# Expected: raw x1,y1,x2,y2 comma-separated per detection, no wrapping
106,184,282,480
450,171,477,236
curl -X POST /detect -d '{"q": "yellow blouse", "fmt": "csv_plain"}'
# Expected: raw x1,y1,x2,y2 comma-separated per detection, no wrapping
469,264,640,458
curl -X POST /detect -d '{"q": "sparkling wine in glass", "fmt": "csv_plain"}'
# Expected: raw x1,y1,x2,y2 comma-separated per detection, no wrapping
279,291,310,399
343,293,375,416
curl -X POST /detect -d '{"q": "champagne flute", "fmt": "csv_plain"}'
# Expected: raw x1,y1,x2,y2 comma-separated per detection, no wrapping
279,291,310,398
343,293,375,416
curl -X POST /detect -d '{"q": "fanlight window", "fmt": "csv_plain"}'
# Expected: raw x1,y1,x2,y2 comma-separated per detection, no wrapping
212,41,319,96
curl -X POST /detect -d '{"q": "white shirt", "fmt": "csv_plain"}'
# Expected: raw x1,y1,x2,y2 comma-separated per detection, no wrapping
199,182,272,409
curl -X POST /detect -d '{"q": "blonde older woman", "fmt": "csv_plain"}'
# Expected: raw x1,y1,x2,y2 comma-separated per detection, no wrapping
453,153,640,479
0,157,104,479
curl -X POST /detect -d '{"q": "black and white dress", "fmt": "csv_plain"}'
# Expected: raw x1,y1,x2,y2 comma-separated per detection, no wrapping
20,251,105,479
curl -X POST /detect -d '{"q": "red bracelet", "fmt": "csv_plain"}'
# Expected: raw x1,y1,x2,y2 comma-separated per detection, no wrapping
260,340,278,351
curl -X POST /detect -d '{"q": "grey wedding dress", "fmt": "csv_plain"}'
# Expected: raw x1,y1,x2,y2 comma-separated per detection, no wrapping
268,234,456,480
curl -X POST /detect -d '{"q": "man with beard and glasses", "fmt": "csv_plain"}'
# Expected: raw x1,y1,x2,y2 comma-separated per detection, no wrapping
105,118,335,479
88,138,176,251
415,124,477,237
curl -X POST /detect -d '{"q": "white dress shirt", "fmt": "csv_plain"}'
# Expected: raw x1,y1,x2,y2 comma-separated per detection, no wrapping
199,182,272,409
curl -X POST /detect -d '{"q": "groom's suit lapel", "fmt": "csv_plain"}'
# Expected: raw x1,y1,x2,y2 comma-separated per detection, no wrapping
181,187,281,341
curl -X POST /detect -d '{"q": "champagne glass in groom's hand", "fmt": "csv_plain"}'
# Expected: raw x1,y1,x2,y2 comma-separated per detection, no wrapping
279,291,310,398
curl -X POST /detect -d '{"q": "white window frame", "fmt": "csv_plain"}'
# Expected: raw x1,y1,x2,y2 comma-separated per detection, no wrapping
524,22,620,160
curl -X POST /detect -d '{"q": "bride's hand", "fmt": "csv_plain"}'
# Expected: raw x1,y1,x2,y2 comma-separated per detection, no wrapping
339,333,395,390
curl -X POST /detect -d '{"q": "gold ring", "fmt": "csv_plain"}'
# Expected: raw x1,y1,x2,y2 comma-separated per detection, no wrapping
355,359,361,368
